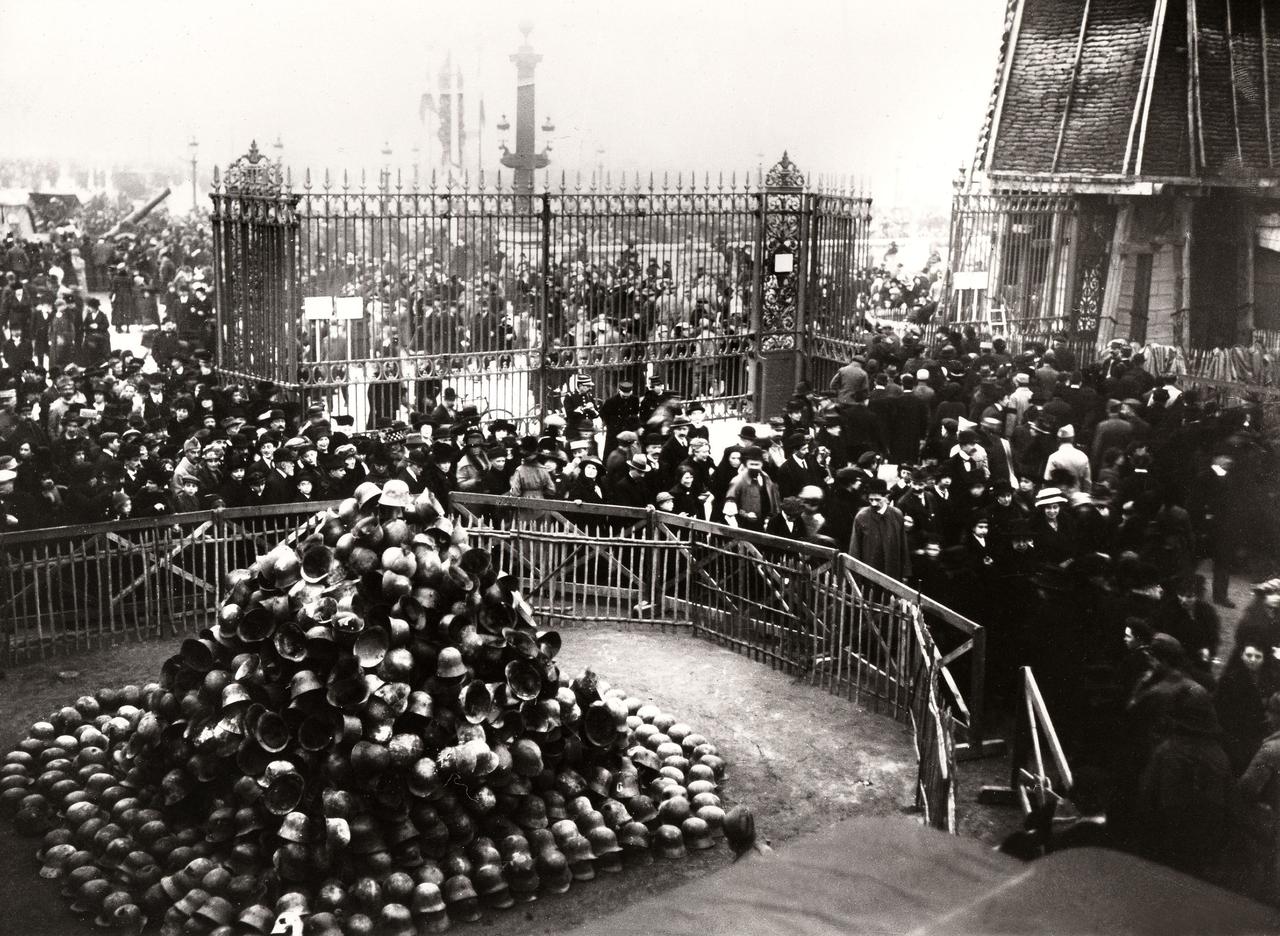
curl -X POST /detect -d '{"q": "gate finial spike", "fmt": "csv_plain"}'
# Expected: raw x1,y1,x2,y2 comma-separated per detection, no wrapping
430,168,437,191
648,172,655,193
212,164,220,188
323,168,331,191
396,168,403,192
576,170,583,193
285,165,292,189
303,167,312,190
360,168,367,192
478,168,485,191
495,169,502,191
605,169,612,191
663,171,669,191
342,169,349,191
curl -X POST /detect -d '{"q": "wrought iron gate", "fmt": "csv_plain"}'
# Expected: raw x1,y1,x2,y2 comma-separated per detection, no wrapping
212,145,872,430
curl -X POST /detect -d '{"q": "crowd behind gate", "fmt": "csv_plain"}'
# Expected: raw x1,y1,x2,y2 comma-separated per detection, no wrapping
5,207,1280,896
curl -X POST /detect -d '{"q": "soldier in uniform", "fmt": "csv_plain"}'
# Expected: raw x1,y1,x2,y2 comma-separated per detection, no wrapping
639,373,673,426
561,373,601,454
600,379,641,456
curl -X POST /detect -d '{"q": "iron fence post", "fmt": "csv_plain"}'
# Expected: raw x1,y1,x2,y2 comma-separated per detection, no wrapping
748,190,766,414
795,191,816,383
969,624,987,752
538,190,553,422
210,183,225,372
211,507,225,623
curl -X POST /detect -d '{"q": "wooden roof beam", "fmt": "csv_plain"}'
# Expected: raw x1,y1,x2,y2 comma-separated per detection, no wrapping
1263,2,1274,168
985,0,1027,175
1052,0,1094,173
1131,0,1170,176
1189,0,1208,173
1225,0,1245,165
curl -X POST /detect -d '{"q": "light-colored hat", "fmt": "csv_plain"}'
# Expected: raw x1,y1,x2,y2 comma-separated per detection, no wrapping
1035,487,1067,508
1056,424,1075,440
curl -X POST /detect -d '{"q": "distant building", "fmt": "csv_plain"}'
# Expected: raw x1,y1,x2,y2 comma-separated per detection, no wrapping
949,0,1280,350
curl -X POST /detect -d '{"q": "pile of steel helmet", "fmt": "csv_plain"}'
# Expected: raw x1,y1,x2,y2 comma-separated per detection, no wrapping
2,479,731,935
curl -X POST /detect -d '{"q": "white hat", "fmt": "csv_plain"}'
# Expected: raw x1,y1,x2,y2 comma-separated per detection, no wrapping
915,368,931,381
1057,424,1075,440
1035,487,1067,508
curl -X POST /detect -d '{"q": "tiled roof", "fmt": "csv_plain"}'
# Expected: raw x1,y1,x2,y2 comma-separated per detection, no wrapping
984,0,1280,182
1140,0,1193,176
991,0,1094,174
969,0,1022,180
1055,0,1153,173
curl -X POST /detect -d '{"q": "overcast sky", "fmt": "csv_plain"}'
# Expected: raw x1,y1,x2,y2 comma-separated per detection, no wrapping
1,0,1007,210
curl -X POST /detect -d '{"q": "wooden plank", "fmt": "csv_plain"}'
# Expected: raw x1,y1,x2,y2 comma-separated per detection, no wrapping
1264,3,1274,168
1052,0,1094,173
1226,0,1246,164
986,0,1028,174
105,523,217,604
1026,667,1075,790
1136,0,1170,175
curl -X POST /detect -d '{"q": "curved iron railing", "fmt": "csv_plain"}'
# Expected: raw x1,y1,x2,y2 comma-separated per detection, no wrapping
0,494,968,832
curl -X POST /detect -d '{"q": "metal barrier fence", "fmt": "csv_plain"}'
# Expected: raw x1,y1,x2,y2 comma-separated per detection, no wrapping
0,504,328,661
946,189,1080,325
0,494,970,831
211,146,873,431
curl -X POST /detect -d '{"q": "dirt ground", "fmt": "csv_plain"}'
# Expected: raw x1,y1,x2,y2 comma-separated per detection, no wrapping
0,621,920,936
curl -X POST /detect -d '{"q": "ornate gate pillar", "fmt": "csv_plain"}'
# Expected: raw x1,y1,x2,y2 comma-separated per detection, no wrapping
211,142,301,388
754,153,810,419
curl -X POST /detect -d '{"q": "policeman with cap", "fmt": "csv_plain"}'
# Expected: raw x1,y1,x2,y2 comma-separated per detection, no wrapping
639,373,675,425
600,379,641,455
562,373,601,453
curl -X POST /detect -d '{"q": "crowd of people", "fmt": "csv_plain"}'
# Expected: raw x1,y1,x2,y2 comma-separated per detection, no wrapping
300,229,761,411
4,203,1280,894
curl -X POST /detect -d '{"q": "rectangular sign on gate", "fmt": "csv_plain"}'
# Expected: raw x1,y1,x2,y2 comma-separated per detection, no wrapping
302,297,334,320
951,271,989,290
333,297,365,320
304,297,366,320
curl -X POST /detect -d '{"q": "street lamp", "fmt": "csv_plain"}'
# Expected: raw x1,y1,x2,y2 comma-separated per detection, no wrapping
188,137,199,212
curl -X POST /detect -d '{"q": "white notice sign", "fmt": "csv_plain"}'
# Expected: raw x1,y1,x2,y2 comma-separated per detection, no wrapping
334,297,365,320
302,296,335,320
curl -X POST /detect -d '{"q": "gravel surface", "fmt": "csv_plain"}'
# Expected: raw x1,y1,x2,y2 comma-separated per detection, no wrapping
0,622,918,935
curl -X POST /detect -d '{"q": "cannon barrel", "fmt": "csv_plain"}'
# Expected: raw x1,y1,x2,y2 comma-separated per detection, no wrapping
105,187,171,238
